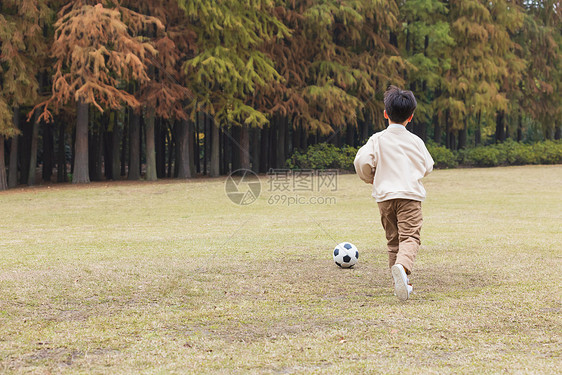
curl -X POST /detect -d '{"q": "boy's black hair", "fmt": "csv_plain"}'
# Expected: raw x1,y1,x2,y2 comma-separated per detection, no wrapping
384,85,417,124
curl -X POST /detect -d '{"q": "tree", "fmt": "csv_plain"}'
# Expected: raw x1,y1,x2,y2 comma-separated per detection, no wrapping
440,0,523,149
516,0,562,140
0,0,51,189
135,0,195,180
398,0,453,142
0,100,15,190
254,0,406,171
178,0,289,173
38,2,160,183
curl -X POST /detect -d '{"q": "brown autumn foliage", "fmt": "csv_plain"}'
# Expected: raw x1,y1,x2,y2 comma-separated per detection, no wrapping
37,2,163,121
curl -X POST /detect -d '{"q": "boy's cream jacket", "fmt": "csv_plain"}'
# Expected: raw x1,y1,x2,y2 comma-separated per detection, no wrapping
354,124,434,202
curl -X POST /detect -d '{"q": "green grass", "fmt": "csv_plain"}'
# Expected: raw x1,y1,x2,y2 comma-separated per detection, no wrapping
0,166,561,374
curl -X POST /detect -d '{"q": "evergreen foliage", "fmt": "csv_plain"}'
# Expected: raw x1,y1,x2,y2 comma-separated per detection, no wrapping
0,0,561,188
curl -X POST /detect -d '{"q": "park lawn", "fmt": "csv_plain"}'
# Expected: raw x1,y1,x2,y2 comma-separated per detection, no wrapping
0,165,560,374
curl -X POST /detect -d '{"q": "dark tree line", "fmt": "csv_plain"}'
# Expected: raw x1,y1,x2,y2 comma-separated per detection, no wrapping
1,0,560,190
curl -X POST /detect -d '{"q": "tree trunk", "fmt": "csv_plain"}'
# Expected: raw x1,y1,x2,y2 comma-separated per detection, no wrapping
155,118,164,178
555,122,561,140
220,124,226,175
361,119,369,142
57,121,66,183
230,126,240,171
239,126,250,170
495,111,505,143
140,116,145,176
405,25,410,54
203,116,208,176
389,32,398,48
284,118,290,160
293,123,301,151
545,125,554,140
42,124,54,182
187,120,196,176
301,124,308,150
27,110,40,186
167,122,174,178
345,124,355,146
19,119,31,185
95,129,104,180
194,112,201,174
251,127,260,173
8,107,19,188
73,100,90,184
270,120,278,169
103,122,112,180
475,111,482,146
433,114,441,145
145,108,157,181
333,127,341,146
176,119,192,179
449,132,456,151
120,118,127,177
210,116,220,177
71,127,75,175
458,119,468,150
128,110,141,180
111,112,121,180
0,136,7,191
517,115,523,142
277,117,286,168
445,111,451,149
259,125,270,173
162,120,169,177
89,119,104,182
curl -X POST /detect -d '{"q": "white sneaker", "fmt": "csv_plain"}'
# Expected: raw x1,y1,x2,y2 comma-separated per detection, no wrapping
391,264,412,301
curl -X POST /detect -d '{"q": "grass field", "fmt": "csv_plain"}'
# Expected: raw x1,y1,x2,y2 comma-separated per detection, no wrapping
0,165,561,374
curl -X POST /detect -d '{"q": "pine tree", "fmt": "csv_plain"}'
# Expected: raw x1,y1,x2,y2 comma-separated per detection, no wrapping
134,0,194,180
442,0,523,148
0,0,51,190
398,0,453,142
517,0,562,139
38,2,160,183
177,0,289,172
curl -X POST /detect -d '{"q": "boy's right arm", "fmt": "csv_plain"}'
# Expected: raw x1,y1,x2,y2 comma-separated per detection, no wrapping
354,136,377,184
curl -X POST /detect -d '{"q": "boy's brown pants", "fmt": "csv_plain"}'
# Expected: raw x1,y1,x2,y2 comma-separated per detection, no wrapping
377,199,423,275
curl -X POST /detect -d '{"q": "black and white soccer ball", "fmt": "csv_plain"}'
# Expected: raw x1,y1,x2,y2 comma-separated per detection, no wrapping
333,242,359,268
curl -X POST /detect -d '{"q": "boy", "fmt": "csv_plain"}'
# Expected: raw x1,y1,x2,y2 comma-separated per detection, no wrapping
354,86,434,301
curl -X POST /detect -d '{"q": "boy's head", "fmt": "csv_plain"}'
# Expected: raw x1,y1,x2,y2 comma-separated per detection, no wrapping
383,85,417,124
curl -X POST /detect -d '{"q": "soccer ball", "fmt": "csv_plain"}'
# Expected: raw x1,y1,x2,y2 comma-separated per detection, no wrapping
333,242,359,268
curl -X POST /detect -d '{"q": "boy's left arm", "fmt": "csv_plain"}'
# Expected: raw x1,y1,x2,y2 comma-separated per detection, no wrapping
422,144,434,176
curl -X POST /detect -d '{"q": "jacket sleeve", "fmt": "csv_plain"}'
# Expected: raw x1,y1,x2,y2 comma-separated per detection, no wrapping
422,143,434,177
354,136,377,184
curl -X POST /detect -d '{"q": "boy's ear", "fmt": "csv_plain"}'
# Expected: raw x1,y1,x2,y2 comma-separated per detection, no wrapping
384,110,389,119
408,113,414,122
